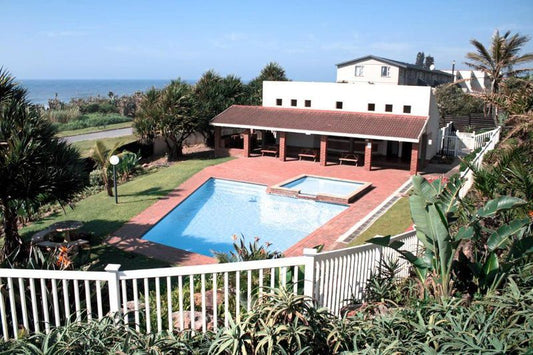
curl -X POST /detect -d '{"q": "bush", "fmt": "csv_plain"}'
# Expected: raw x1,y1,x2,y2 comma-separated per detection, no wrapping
46,107,81,123
54,113,132,132
89,169,104,187
80,102,118,114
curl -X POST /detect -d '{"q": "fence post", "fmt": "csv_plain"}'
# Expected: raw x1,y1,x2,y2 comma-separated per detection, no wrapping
303,248,318,299
105,264,122,314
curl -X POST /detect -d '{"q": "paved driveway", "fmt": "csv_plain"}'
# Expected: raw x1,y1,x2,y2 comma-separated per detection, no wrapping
63,127,133,143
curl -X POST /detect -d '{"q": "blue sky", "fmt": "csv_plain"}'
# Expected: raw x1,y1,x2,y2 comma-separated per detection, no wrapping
2,0,532,81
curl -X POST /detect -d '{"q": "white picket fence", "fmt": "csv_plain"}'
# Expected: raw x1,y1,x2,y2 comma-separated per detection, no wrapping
459,126,501,198
0,231,418,340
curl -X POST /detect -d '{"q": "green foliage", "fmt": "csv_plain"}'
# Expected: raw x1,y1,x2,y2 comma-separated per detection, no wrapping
79,101,118,114
91,140,122,197
246,62,289,106
214,235,283,263
370,175,532,298
54,113,131,132
434,83,484,117
46,106,81,123
0,69,86,260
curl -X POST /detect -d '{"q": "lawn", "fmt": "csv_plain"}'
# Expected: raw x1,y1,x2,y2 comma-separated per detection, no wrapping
21,157,232,270
71,134,138,157
347,196,413,246
56,121,132,137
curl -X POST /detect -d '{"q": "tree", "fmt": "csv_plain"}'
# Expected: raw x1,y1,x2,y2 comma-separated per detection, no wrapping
416,52,425,67
192,70,246,143
246,62,289,105
134,80,198,160
91,140,121,197
465,30,533,123
424,55,434,70
0,70,86,260
434,83,484,118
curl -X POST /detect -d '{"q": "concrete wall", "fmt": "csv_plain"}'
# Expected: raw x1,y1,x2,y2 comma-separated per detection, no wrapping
285,133,320,148
425,91,441,159
336,59,400,84
263,81,432,116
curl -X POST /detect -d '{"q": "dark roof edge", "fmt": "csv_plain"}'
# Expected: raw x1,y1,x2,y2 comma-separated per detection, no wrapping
336,55,453,76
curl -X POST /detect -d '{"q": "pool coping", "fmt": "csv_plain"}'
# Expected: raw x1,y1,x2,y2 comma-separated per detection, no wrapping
268,174,372,205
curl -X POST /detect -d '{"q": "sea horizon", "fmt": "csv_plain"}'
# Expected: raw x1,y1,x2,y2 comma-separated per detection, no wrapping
19,78,196,106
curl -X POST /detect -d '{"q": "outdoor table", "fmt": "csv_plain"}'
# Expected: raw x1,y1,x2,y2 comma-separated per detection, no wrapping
50,220,83,242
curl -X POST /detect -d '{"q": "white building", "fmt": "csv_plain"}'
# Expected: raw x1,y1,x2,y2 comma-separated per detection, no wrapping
336,55,453,87
442,70,490,93
211,57,444,175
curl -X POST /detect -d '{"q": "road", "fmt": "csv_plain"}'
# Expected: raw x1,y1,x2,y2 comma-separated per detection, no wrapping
63,127,134,143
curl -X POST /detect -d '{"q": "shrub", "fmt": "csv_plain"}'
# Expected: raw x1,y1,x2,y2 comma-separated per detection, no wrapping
89,169,104,187
55,113,131,132
80,101,118,114
46,107,81,123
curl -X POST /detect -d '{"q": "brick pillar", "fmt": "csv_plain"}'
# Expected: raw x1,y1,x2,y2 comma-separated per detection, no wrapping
214,126,221,157
419,134,427,169
364,140,372,171
279,131,286,161
410,143,419,175
243,129,251,158
320,135,328,166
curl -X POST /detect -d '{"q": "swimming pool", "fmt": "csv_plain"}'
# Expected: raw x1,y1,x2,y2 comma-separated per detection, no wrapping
282,176,364,196
143,179,347,256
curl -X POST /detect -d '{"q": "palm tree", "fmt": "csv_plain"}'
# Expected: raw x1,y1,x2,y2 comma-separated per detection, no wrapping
0,69,85,260
465,30,533,124
91,140,121,196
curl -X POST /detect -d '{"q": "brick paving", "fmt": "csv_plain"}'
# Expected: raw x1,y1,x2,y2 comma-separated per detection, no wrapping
107,156,411,266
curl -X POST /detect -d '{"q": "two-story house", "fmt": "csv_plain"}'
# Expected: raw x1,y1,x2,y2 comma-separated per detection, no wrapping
336,55,452,87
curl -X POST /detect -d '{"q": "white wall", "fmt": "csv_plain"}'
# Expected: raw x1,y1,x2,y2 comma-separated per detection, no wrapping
425,91,441,159
336,59,400,84
263,81,432,116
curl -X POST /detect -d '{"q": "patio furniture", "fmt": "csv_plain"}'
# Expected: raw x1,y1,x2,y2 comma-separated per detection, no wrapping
260,145,279,157
339,153,359,166
50,220,84,242
298,149,318,161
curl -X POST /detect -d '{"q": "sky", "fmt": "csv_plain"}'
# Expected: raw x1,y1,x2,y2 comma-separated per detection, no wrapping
2,0,532,81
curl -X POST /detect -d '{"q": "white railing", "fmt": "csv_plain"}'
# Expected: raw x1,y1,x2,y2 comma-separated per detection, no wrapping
0,231,418,339
439,122,499,156
459,126,501,198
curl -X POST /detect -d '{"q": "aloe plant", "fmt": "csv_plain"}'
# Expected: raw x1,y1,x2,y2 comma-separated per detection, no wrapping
370,175,531,298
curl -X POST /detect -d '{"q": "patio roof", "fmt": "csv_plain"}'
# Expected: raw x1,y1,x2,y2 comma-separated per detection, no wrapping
211,105,428,142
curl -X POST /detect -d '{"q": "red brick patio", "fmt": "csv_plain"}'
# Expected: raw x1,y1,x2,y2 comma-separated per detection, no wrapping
106,156,410,266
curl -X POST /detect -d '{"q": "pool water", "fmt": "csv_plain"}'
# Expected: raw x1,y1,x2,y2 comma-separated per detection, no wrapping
143,179,347,256
282,176,364,197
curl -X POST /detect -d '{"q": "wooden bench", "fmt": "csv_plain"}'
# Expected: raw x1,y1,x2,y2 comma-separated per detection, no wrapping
298,149,318,161
339,153,359,166
260,147,278,157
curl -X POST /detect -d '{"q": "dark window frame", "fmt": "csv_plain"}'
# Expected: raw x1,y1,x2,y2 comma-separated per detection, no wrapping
305,100,311,107
276,98,282,106
291,99,297,107
403,105,411,113
336,101,343,109
367,103,375,111
385,104,393,112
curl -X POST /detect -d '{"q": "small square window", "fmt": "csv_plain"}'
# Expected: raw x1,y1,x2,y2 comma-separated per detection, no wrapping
385,104,393,112
276,98,282,106
305,100,311,107
336,101,343,109
291,99,297,107
367,103,375,111
381,66,390,77
354,65,364,77
403,105,411,113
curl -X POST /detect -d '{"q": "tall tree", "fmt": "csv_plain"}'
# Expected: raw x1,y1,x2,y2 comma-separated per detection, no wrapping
134,79,198,160
416,52,425,67
0,70,86,260
246,62,289,105
465,30,533,123
424,55,435,69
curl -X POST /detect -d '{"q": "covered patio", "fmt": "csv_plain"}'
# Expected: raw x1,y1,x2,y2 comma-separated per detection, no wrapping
212,105,429,174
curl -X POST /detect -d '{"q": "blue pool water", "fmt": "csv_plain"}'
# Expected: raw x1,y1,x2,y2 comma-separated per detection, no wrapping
282,176,363,196
143,179,347,256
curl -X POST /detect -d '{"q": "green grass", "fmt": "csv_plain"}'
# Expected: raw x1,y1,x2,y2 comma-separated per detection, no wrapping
71,135,138,157
56,121,132,137
348,196,412,247
21,157,232,270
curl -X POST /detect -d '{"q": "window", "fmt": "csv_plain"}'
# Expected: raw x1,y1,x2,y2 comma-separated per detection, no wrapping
336,101,343,109
403,105,411,113
354,65,364,77
291,99,297,107
305,100,311,107
276,98,282,106
385,104,393,112
367,103,375,111
381,66,390,77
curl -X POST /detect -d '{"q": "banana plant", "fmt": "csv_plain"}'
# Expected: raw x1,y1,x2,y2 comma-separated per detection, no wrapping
370,175,531,299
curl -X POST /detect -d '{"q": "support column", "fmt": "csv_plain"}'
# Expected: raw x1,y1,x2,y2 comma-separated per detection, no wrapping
214,126,222,157
410,143,419,175
419,134,427,169
279,131,286,161
364,140,372,171
349,138,354,153
242,129,251,158
320,135,328,166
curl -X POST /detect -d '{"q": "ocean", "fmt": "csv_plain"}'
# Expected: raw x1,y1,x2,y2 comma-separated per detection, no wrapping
19,79,184,106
